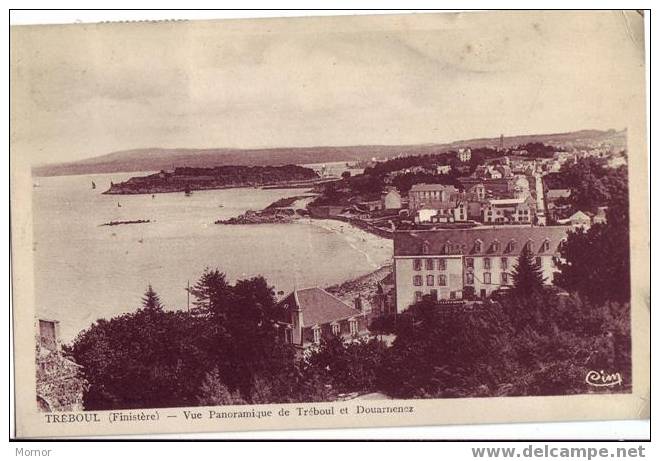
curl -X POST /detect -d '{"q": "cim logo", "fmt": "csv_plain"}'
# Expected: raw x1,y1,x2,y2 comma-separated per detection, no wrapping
585,370,623,388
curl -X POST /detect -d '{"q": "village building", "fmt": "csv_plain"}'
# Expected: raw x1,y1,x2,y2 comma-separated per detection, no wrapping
436,164,452,175
392,226,569,312
272,288,369,348
482,196,536,224
457,148,472,162
408,184,460,211
357,199,383,213
556,210,592,229
381,188,402,210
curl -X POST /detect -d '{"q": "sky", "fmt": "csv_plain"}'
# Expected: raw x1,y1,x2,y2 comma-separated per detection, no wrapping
10,10,646,165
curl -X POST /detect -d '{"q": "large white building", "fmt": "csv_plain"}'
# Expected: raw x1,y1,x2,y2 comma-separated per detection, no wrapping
393,226,569,312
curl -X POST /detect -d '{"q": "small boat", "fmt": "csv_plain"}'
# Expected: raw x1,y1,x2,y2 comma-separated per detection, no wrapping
117,202,122,208
184,186,192,196
138,238,144,244
91,181,96,190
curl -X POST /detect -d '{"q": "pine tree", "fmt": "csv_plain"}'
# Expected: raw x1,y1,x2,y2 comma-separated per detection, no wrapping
141,284,163,310
510,245,546,297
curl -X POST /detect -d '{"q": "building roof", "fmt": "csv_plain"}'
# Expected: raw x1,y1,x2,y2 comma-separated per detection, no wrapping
410,183,459,193
568,210,591,220
394,226,569,257
290,288,362,327
488,197,525,206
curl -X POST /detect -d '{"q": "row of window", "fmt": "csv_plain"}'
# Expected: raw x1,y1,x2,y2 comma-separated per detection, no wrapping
413,258,448,271
311,320,359,344
415,256,544,271
414,272,511,286
421,239,552,254
465,272,509,285
413,274,447,287
414,290,459,302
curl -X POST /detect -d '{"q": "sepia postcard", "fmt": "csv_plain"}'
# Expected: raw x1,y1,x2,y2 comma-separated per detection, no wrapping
10,10,649,438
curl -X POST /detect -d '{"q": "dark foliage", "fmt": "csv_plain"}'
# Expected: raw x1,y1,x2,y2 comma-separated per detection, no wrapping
509,245,546,297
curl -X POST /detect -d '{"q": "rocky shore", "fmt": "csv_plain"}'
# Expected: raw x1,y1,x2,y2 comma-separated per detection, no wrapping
326,264,393,312
216,195,313,225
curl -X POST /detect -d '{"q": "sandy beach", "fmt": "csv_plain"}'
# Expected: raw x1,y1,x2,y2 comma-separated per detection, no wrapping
307,218,393,271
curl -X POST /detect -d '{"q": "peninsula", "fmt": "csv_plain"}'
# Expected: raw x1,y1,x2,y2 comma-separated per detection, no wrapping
103,165,319,195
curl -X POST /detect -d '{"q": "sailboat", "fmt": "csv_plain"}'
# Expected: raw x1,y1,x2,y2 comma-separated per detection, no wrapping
91,180,96,190
117,202,122,208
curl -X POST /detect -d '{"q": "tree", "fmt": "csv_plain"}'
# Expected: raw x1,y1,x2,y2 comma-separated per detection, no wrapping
379,298,514,398
188,268,229,312
509,245,546,297
554,221,630,304
197,368,245,406
70,309,213,410
141,284,162,310
305,335,387,394
341,171,351,179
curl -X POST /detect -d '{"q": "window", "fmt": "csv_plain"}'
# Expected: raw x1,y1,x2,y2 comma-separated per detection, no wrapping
484,272,491,284
413,259,422,271
474,240,482,252
542,239,550,252
525,240,534,252
484,257,491,269
430,289,438,301
507,240,516,252
466,273,474,285
501,272,509,285
501,257,508,269
426,258,434,270
422,241,430,254
536,256,543,267
414,291,423,302
426,275,435,286
349,320,358,335
312,327,321,344
331,323,340,335
438,274,447,286
466,258,474,268
492,241,500,252
449,291,456,299
413,275,423,286
284,328,292,344
437,258,446,270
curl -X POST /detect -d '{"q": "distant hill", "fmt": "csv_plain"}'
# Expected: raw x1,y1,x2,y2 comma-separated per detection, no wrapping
32,129,626,177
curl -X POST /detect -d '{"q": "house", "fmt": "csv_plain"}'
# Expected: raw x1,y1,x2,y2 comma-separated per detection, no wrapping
357,200,383,213
392,226,569,312
272,288,369,348
592,206,608,225
457,148,472,162
482,196,535,224
381,189,402,210
436,164,452,175
557,210,592,229
459,176,514,197
546,188,572,201
408,184,460,211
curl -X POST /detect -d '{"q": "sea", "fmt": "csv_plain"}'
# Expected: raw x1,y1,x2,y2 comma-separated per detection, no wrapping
32,167,390,342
